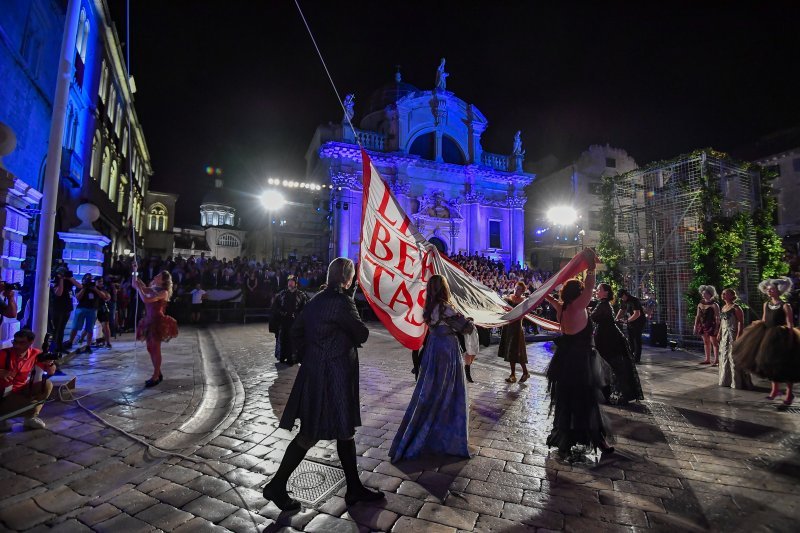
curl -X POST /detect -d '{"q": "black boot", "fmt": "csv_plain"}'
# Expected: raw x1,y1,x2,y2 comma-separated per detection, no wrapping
465,365,474,383
337,439,384,506
262,438,307,511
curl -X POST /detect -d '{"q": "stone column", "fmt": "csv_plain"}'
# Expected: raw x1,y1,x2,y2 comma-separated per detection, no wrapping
508,195,527,267
0,167,44,346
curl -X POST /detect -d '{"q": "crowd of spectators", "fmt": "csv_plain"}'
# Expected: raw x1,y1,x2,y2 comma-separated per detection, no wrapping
450,252,553,298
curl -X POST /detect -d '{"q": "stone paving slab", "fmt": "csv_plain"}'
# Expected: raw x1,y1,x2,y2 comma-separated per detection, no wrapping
2,322,800,531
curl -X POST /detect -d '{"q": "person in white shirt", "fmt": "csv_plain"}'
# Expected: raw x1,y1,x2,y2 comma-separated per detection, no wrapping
190,283,207,324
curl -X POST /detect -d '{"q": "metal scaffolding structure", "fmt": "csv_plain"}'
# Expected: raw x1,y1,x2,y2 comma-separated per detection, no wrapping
612,151,760,343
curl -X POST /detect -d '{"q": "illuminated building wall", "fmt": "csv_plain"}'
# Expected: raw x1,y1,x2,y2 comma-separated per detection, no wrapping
304,70,534,268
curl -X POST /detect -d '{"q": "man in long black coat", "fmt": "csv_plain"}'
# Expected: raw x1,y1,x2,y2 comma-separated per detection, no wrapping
262,258,384,511
271,277,308,364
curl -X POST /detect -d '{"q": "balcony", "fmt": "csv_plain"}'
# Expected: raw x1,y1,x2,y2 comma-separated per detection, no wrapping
355,130,386,151
481,151,509,171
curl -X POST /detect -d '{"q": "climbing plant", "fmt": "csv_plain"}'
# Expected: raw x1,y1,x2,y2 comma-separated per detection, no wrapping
752,166,789,280
596,175,625,295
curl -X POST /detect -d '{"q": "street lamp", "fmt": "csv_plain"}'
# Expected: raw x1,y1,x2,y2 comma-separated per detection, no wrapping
546,205,577,225
261,190,286,260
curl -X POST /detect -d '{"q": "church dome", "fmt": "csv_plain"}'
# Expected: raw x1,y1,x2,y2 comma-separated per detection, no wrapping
368,73,418,113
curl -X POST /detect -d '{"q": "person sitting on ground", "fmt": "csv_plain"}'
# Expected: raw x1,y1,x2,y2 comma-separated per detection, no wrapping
0,329,56,431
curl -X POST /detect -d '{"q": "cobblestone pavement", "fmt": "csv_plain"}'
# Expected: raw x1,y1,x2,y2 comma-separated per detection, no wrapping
2,322,800,532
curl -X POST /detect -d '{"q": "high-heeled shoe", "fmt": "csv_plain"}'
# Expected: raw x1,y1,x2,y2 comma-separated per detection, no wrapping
145,373,163,388
766,391,782,400
783,394,794,406
519,372,530,383
505,375,517,383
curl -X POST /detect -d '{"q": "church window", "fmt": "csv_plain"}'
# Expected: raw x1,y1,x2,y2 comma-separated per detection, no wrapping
605,157,617,168
217,233,240,247
488,220,502,249
148,203,167,232
105,159,117,195
409,132,436,161
442,135,465,165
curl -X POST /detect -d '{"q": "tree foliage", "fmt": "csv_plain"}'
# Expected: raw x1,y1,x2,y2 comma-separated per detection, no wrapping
596,175,624,295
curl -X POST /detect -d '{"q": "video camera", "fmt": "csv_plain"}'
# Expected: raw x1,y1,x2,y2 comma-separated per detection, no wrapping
52,268,74,281
38,333,63,362
1,281,22,292
83,279,96,289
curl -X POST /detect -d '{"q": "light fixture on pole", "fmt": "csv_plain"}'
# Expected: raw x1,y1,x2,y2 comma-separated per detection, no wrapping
261,190,286,261
546,205,577,225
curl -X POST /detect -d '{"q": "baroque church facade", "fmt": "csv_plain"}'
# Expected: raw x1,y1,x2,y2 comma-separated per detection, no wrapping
305,61,534,268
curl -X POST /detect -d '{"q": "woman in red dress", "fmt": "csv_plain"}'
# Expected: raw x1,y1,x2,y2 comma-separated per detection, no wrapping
132,262,179,387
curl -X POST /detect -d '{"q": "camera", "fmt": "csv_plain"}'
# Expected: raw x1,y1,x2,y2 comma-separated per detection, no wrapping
83,280,96,289
1,281,22,291
52,268,74,281
38,333,63,361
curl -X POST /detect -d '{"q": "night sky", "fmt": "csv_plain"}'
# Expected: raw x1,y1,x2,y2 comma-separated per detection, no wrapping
109,1,799,226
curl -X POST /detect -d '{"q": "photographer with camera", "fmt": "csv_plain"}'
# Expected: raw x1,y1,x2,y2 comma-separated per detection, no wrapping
0,329,55,430
50,267,81,353
0,281,19,322
65,274,109,354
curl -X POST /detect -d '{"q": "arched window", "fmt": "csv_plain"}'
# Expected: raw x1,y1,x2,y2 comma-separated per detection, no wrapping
114,103,122,136
100,147,110,191
76,9,86,59
217,233,240,247
409,132,436,160
109,161,119,203
80,19,89,61
201,212,207,226
148,203,167,232
107,85,116,119
98,61,108,102
117,178,126,213
90,131,100,179
442,135,465,165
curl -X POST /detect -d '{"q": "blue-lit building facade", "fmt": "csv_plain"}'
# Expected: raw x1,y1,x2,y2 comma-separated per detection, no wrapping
0,0,151,266
305,69,534,268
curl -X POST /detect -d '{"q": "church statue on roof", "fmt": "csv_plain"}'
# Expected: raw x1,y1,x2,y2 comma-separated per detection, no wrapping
304,60,535,268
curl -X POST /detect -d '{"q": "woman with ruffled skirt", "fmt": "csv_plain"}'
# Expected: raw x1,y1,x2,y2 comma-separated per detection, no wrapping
543,250,614,459
733,277,800,406
132,264,179,388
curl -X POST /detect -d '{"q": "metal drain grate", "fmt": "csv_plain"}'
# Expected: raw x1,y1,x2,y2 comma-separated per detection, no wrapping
283,460,345,505
777,406,800,414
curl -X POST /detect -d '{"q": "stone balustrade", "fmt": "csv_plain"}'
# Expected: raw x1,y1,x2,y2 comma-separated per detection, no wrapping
481,151,510,171
355,130,386,151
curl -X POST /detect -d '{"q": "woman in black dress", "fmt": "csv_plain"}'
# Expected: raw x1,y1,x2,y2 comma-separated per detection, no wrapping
543,249,614,459
591,283,643,404
734,277,800,406
262,257,384,511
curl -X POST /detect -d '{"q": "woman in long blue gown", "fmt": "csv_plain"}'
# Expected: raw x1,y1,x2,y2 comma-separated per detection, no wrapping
390,275,475,462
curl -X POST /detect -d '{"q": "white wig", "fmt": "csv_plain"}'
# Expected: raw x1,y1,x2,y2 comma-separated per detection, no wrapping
698,285,718,299
758,276,793,296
